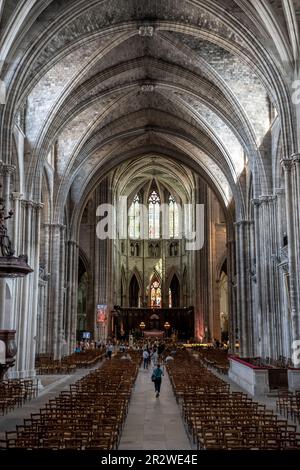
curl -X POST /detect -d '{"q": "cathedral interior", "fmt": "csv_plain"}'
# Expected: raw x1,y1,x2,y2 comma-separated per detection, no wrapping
0,0,300,453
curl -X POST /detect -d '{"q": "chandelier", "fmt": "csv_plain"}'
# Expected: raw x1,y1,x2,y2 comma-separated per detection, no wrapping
0,193,33,278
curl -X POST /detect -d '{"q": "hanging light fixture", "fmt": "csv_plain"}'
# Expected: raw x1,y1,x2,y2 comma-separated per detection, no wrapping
0,192,33,278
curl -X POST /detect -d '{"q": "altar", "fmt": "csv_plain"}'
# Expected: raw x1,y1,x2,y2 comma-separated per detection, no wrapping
113,307,194,340
143,330,164,338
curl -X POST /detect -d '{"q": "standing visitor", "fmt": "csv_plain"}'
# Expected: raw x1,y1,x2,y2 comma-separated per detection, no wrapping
106,343,114,360
143,349,149,369
151,347,158,366
151,363,164,397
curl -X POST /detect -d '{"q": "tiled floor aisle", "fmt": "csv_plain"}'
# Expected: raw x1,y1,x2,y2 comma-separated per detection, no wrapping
119,366,192,450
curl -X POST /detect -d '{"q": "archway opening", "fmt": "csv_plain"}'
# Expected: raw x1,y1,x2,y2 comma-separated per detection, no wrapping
169,274,180,308
129,275,140,307
150,276,162,308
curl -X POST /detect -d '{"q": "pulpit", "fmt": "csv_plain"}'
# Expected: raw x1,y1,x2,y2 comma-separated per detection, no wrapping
0,330,17,380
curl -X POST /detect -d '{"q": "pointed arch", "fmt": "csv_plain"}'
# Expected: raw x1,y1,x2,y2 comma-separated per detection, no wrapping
216,253,228,282
169,273,180,308
78,247,90,274
149,271,162,308
129,274,140,307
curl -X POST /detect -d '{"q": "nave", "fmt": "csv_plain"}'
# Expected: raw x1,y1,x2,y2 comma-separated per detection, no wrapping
1,348,300,451
1,0,300,454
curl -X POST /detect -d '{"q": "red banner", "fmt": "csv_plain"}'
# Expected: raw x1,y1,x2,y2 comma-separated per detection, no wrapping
97,304,107,323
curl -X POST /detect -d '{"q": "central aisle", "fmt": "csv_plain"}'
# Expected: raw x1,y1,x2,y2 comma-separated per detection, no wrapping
119,365,192,450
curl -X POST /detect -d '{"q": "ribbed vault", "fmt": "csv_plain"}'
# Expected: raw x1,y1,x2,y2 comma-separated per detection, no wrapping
0,0,299,223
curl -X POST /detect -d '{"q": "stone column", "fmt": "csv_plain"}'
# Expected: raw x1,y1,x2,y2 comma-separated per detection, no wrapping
252,195,283,359
11,200,42,377
65,240,79,355
37,272,50,355
292,154,300,314
281,157,300,347
36,218,51,355
227,238,237,354
93,180,110,341
261,195,280,359
274,188,291,359
235,220,254,357
15,201,33,376
252,198,264,358
193,178,209,341
27,202,43,375
46,223,66,359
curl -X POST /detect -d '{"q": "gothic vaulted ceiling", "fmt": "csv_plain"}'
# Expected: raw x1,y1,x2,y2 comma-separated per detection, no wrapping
0,0,299,223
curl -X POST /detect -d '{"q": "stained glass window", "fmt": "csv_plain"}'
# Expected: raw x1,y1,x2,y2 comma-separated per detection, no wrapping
148,190,160,239
128,194,140,239
169,195,179,238
150,279,162,308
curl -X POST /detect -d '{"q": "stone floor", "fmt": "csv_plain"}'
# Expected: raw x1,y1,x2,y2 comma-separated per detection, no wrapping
119,365,192,450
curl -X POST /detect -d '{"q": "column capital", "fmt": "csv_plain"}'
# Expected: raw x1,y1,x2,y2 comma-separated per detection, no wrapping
67,240,78,247
292,153,300,164
281,157,293,171
234,220,253,227
252,198,262,207
10,192,23,201
21,200,34,209
274,188,285,196
34,202,44,211
259,195,277,203
252,195,276,205
21,200,43,209
43,222,66,230
0,162,16,175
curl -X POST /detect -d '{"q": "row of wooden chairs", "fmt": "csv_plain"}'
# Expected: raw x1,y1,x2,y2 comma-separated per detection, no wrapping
0,379,38,416
276,390,300,424
167,350,300,450
35,349,105,374
1,352,141,450
195,349,229,375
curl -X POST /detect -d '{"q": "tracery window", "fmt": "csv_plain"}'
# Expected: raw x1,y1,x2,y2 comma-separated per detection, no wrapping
128,194,140,239
169,195,179,238
150,278,161,308
148,190,160,239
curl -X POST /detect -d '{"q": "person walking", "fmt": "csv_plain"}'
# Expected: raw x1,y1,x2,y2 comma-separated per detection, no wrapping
152,363,164,397
143,349,149,369
106,342,114,360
